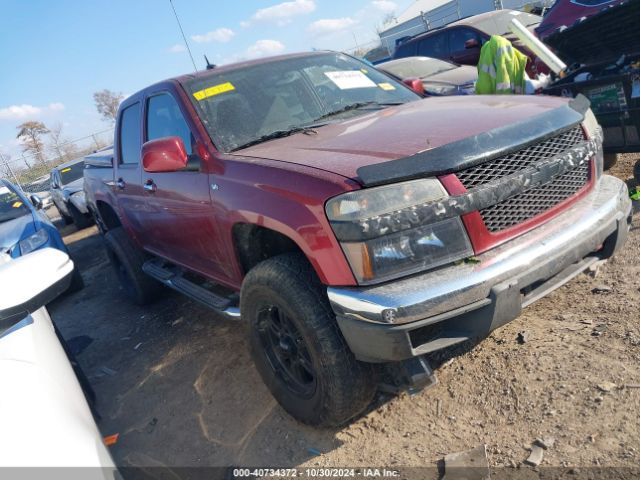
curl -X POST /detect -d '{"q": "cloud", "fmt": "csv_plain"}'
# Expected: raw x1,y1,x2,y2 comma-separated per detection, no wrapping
168,43,186,53
0,103,65,121
246,39,286,59
372,0,397,13
307,17,357,36
248,0,316,26
191,27,235,44
48,102,65,111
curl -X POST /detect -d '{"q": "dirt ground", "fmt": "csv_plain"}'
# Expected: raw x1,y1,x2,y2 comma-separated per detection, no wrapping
48,154,640,476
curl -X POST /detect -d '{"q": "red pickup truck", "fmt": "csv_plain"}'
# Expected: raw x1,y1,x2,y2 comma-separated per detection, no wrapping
84,51,632,426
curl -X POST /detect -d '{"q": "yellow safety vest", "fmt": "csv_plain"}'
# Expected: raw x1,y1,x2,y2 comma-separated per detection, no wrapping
476,35,528,95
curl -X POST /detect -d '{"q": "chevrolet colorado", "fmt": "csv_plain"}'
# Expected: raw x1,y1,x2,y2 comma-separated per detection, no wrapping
84,51,632,426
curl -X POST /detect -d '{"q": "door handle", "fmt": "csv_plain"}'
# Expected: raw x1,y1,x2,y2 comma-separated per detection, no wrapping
116,178,126,190
144,180,157,193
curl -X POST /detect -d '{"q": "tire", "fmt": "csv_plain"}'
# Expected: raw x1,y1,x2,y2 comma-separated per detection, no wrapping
103,227,161,305
67,266,85,293
241,253,376,427
69,203,92,230
57,204,73,225
603,153,617,171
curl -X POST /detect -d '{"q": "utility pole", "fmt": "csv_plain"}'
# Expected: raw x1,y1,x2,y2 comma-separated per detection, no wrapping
0,152,21,187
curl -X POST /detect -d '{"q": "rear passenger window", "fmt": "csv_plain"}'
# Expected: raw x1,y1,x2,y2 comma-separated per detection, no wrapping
418,33,448,58
146,93,193,155
119,103,141,165
449,28,480,53
394,41,417,59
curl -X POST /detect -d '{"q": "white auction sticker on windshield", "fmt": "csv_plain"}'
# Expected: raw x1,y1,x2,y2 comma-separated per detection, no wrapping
0,187,10,195
325,71,377,89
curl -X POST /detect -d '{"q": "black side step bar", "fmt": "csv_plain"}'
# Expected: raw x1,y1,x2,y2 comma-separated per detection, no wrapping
142,259,240,319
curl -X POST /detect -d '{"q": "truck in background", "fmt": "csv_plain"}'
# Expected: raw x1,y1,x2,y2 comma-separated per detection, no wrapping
378,0,552,57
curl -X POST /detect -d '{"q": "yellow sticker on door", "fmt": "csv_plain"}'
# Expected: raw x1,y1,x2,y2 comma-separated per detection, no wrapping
61,167,72,173
193,82,235,101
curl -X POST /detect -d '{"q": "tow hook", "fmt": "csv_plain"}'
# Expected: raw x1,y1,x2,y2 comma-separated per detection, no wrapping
378,355,438,395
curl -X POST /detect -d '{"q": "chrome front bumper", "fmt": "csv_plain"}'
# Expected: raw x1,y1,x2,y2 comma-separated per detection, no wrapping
328,175,631,362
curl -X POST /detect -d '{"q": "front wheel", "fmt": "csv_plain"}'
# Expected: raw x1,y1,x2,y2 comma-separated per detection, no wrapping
241,253,376,427
69,204,92,230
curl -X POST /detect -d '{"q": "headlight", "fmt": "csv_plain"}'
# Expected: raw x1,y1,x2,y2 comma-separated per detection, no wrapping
326,179,473,284
19,229,49,255
423,83,457,96
582,108,604,179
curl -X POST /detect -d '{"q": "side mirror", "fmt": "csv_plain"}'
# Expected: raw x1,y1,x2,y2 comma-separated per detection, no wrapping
30,194,43,210
0,249,73,328
142,137,189,173
403,78,425,96
465,38,480,50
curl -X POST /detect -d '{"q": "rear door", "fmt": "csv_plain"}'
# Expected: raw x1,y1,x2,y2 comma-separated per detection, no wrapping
139,87,224,278
448,27,483,65
113,97,146,244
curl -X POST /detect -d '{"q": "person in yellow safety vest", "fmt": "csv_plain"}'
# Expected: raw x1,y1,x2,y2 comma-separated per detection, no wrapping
476,35,528,95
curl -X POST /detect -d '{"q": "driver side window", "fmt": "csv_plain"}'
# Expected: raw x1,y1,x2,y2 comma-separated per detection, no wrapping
146,93,194,155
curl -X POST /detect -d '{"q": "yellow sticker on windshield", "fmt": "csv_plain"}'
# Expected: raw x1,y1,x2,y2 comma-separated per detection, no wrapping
61,167,72,173
12,201,22,208
378,82,396,91
360,68,368,74
193,82,235,101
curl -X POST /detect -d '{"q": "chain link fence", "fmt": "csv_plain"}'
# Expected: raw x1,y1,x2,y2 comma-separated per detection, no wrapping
0,128,114,194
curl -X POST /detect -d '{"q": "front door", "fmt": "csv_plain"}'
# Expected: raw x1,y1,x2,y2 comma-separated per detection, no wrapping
138,90,225,280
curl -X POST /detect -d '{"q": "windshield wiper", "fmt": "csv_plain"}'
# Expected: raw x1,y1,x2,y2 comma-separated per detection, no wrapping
315,101,405,121
230,124,325,152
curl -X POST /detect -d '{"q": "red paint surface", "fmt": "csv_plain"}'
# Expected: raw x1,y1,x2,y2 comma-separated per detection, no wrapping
536,0,622,40
142,137,188,173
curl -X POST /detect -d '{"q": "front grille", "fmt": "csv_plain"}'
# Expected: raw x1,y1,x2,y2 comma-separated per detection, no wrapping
457,126,585,189
479,162,590,232
455,125,590,233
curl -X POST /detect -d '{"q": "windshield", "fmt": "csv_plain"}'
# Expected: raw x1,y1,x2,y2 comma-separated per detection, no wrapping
58,161,85,185
380,57,456,79
0,185,30,224
185,52,419,152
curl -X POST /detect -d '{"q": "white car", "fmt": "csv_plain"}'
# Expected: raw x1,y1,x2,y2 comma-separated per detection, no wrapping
0,248,117,473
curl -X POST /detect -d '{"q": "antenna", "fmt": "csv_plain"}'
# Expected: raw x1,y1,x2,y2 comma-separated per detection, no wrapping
204,55,216,70
169,0,198,73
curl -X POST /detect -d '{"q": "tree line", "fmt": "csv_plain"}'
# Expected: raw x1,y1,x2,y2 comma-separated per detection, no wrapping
6,89,124,171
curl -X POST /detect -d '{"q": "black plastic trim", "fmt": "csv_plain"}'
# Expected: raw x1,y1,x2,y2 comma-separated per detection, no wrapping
356,95,590,188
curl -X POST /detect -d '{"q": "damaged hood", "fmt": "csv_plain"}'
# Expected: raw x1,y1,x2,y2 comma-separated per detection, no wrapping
234,95,582,184
61,178,83,194
545,0,640,65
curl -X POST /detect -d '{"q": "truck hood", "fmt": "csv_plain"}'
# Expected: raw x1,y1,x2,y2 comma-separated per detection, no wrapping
0,214,36,251
61,178,84,194
234,95,576,183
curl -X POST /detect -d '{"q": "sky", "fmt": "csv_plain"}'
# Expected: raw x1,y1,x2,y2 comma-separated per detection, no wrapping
0,0,413,161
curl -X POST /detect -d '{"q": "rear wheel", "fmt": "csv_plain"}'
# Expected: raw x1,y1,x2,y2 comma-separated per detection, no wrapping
603,153,618,171
104,227,161,305
241,253,376,427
